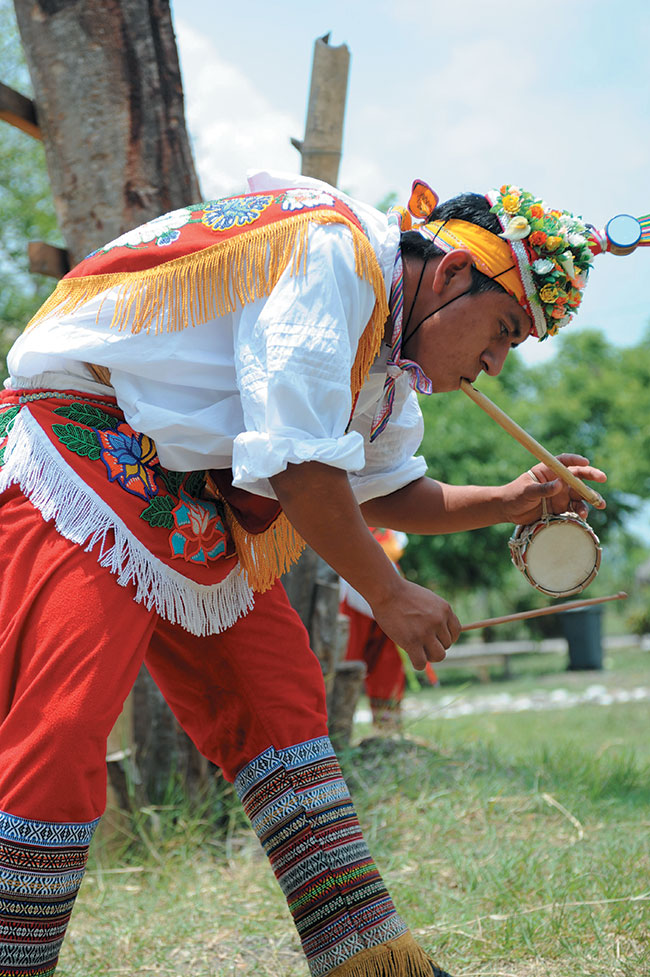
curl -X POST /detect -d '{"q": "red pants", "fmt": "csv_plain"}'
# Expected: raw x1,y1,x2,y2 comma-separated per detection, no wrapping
0,482,327,823
0,486,442,977
342,601,405,713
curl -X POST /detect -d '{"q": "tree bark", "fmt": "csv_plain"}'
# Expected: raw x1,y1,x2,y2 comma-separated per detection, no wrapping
12,0,201,265
12,0,206,815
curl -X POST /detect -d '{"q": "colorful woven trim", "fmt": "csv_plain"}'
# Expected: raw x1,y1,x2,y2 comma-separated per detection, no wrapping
0,810,97,977
24,188,388,408
235,736,438,977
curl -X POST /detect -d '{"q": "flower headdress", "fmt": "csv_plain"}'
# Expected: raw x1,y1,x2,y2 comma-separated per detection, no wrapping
486,185,594,339
393,180,650,341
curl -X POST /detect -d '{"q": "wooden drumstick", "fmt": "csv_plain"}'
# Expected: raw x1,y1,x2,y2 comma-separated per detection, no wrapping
461,591,627,632
460,379,606,509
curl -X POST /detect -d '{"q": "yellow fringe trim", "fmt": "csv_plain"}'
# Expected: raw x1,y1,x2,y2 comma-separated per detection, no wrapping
27,210,389,594
25,211,387,339
221,505,307,595
328,931,436,977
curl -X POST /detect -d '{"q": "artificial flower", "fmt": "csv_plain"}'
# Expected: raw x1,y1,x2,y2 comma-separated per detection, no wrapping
500,216,531,240
545,235,564,251
502,193,521,214
539,284,559,303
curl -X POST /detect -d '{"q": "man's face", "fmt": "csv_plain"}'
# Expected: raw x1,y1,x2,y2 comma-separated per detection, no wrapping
401,252,533,392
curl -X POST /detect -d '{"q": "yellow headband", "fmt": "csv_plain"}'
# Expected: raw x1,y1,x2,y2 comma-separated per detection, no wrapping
419,218,526,308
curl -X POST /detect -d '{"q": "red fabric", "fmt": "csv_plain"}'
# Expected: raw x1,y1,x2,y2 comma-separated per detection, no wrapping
64,191,366,279
0,389,239,584
0,484,327,823
341,601,405,704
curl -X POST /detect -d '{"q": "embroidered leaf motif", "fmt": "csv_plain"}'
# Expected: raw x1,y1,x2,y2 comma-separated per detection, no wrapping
52,423,102,460
53,403,119,431
156,468,185,496
141,495,175,528
184,471,206,498
0,406,19,438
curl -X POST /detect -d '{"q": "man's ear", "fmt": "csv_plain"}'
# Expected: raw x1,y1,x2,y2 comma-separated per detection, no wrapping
432,249,473,296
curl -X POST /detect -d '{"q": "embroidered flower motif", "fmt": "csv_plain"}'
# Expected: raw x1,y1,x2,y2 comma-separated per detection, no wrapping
169,487,227,565
100,208,193,251
201,194,273,232
280,188,336,211
96,424,159,499
156,229,181,246
529,230,548,246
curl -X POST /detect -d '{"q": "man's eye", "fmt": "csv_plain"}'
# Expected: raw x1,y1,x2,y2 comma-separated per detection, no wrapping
500,322,509,339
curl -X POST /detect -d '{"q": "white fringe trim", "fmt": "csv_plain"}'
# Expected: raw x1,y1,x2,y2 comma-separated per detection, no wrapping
0,408,256,636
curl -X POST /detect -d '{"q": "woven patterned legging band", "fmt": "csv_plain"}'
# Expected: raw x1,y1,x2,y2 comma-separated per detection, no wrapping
235,736,435,977
0,810,97,977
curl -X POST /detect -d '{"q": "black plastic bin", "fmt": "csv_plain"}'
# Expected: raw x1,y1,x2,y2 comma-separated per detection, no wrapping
559,605,603,670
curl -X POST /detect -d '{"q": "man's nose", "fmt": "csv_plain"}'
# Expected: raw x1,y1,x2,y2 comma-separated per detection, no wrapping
482,344,509,376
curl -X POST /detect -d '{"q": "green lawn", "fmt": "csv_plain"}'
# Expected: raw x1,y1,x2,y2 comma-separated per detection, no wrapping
59,648,650,977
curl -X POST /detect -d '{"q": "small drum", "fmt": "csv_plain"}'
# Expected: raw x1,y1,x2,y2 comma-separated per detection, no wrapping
509,512,601,598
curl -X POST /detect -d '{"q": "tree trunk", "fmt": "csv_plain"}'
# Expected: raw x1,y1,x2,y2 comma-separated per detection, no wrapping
12,0,206,816
12,0,201,265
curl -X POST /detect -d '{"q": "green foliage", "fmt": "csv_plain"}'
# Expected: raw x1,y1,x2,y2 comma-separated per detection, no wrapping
403,329,650,605
0,0,61,381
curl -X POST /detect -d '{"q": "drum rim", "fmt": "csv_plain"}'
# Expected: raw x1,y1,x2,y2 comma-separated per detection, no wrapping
509,512,602,598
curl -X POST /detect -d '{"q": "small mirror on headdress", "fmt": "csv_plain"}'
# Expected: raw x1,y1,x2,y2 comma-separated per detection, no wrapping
605,214,642,255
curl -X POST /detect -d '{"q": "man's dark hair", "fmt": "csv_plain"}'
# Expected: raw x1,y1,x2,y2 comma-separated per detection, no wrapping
400,192,506,296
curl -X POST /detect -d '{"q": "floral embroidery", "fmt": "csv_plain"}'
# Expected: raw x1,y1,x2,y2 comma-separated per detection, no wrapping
280,188,336,211
169,486,227,565
157,229,181,246
96,425,159,500
94,208,194,253
201,194,273,232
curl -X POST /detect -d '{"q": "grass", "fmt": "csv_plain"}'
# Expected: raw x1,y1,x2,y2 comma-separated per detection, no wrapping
58,647,650,977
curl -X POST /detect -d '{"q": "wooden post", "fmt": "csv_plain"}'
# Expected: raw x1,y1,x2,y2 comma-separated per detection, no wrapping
291,33,350,187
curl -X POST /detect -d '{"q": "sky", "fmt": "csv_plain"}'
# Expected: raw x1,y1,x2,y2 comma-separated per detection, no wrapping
169,0,650,369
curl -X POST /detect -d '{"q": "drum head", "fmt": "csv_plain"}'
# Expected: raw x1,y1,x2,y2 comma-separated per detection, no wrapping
526,520,598,595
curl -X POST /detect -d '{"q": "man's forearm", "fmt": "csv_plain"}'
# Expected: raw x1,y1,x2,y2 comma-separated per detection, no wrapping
269,461,402,607
360,476,506,534
268,462,462,668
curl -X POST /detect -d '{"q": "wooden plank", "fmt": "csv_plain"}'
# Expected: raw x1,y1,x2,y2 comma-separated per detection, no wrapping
28,241,70,279
0,82,40,140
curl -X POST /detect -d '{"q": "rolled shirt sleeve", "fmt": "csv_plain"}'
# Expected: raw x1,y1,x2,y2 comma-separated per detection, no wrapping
231,224,377,498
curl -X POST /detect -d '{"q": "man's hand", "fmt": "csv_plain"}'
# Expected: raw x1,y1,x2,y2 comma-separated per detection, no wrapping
270,461,461,668
370,576,461,670
500,454,607,525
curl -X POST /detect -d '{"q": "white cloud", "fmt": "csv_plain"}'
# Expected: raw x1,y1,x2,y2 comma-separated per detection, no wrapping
175,21,301,199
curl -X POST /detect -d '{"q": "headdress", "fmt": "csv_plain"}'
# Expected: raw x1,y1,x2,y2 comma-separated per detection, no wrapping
393,180,650,340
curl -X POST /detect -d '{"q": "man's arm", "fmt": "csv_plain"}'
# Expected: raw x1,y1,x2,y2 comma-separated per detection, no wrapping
269,461,461,669
360,455,607,533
